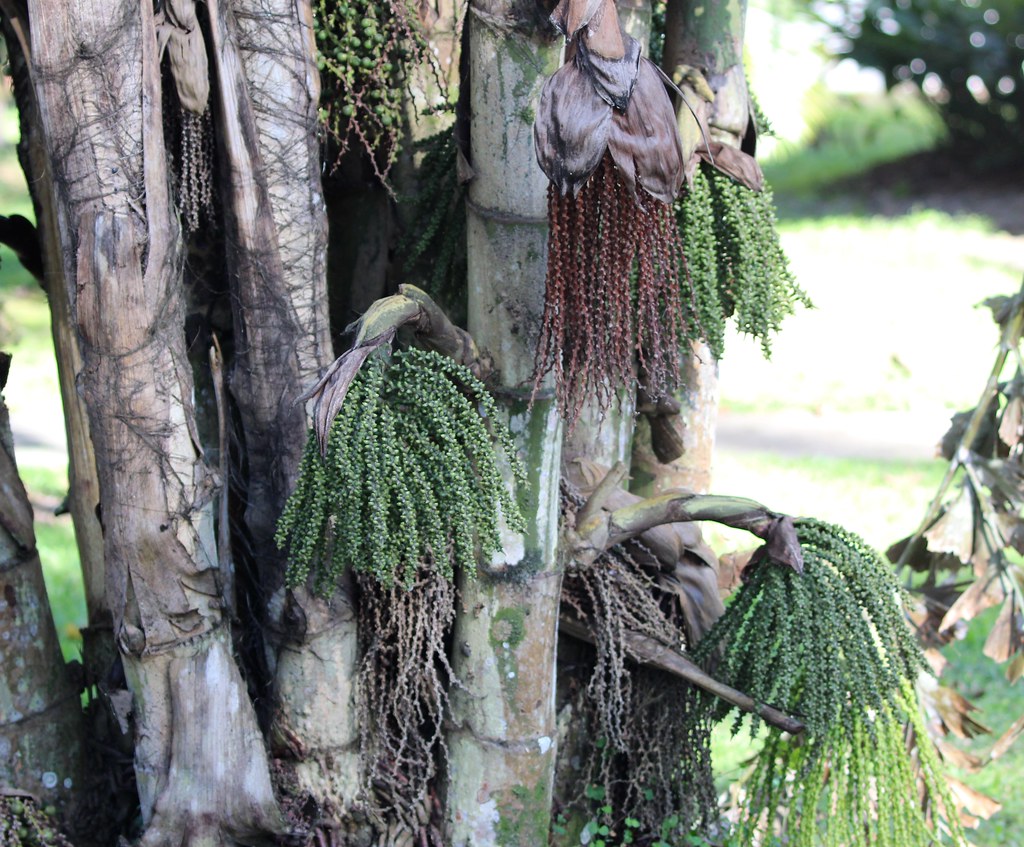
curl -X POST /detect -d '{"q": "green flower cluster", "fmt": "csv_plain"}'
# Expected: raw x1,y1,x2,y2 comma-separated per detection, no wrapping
399,127,467,324
696,518,923,737
677,164,811,359
277,348,526,592
313,0,428,176
741,681,964,847
0,797,72,847
696,519,964,846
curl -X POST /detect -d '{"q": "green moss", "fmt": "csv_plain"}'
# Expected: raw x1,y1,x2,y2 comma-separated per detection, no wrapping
495,780,550,847
490,607,527,650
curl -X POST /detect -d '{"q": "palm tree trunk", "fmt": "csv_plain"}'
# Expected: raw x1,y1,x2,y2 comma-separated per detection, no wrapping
28,2,282,841
444,3,563,843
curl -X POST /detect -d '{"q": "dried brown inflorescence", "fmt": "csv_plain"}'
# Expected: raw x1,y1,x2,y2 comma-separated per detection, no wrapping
533,0,688,425
356,568,455,840
559,479,718,837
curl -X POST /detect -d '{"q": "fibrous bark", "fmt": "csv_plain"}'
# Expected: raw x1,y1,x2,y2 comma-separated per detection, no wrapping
203,0,360,820
0,0,112,688
28,1,282,841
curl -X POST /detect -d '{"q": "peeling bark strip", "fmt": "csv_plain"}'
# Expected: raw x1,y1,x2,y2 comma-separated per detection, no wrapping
29,0,282,839
0,11,110,682
205,0,315,552
0,366,83,807
445,3,564,844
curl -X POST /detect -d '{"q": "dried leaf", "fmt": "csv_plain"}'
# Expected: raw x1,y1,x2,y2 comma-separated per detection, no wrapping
649,413,685,464
983,596,1024,663
695,141,764,191
656,555,725,644
924,647,949,676
975,458,1024,511
1006,652,1024,683
940,401,1000,460
551,0,624,57
534,60,612,197
990,712,1024,760
300,329,397,456
998,395,1023,448
924,487,976,566
717,549,752,597
922,679,991,739
946,777,1002,821
935,738,985,773
576,35,640,112
606,56,684,204
549,0,603,40
939,575,1005,635
887,534,963,574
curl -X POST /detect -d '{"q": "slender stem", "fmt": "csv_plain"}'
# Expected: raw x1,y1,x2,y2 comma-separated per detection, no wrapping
897,281,1024,569
559,616,805,735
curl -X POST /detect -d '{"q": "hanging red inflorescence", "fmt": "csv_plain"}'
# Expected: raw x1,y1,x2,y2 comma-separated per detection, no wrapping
534,154,685,425
531,0,689,426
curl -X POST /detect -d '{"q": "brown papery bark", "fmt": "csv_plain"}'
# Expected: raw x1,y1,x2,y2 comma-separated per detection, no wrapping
28,1,282,841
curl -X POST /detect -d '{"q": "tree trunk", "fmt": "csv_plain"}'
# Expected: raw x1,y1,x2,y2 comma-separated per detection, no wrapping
203,0,364,816
0,354,84,810
28,2,282,841
444,3,563,844
0,0,112,687
630,340,719,496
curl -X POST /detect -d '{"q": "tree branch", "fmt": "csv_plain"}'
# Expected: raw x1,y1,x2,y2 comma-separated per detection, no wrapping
559,616,805,735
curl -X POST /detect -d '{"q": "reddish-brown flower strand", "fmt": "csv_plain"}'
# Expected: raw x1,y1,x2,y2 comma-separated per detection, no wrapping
533,154,686,425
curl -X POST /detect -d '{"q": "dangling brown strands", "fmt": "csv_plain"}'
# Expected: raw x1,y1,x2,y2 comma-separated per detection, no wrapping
533,154,686,426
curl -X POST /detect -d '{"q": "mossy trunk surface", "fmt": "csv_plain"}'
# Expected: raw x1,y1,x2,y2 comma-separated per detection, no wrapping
445,3,563,845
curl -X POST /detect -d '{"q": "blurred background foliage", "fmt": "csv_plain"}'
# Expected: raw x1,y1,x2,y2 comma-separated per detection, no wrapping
815,0,1024,168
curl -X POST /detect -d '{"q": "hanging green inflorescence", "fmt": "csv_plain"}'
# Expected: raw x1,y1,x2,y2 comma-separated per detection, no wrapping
0,797,73,847
312,0,435,180
677,164,811,360
398,126,468,324
276,347,526,592
697,519,923,737
695,519,965,846
737,679,964,847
